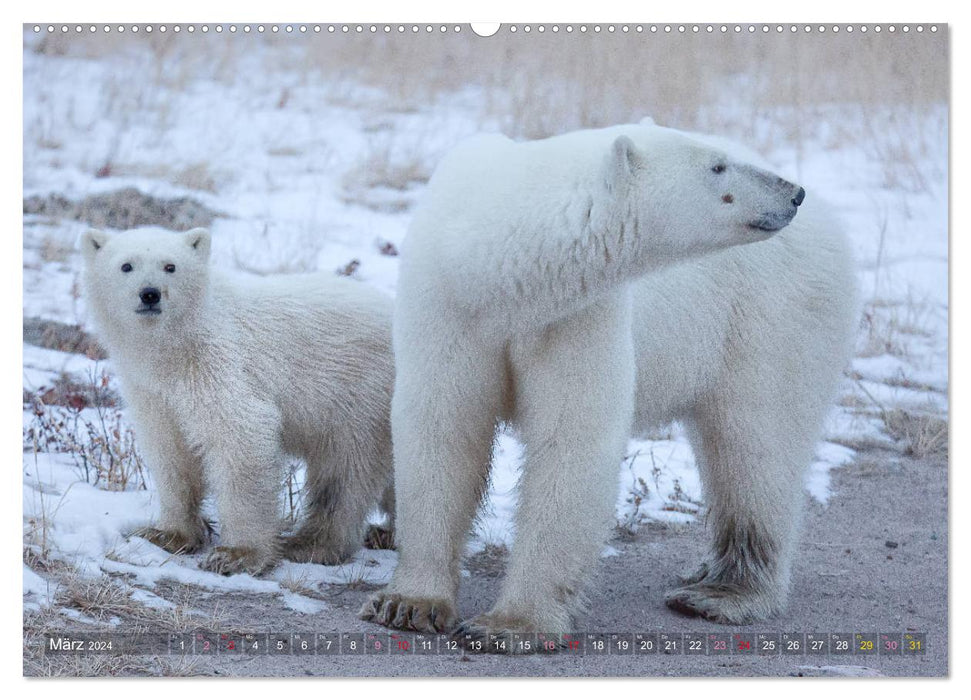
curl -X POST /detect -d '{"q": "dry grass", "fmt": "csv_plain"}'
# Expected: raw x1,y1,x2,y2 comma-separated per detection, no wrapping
23,316,107,359
26,650,201,678
341,136,432,211
22,559,216,676
837,392,868,409
26,25,948,190
229,225,324,275
103,161,223,193
23,368,118,409
847,371,948,460
328,556,388,591
172,162,221,193
24,370,148,492
24,459,77,563
277,570,319,598
37,234,75,263
57,576,139,622
858,296,936,359
882,408,948,459
23,188,220,230
283,460,307,527
298,27,946,121
23,604,202,677
342,139,431,192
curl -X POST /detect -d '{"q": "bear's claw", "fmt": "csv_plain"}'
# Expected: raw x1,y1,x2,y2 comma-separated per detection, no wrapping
359,592,456,633
131,527,205,555
664,582,776,625
282,535,355,566
201,545,276,576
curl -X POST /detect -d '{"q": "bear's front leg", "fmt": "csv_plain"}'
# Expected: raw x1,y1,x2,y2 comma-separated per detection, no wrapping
197,403,283,576
458,296,636,642
359,331,505,633
124,393,209,554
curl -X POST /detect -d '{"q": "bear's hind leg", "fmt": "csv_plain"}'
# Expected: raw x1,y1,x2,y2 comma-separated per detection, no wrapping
459,296,636,640
665,399,815,624
283,440,380,565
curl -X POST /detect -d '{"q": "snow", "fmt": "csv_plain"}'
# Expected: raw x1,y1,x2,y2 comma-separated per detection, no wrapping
22,37,947,612
23,564,58,612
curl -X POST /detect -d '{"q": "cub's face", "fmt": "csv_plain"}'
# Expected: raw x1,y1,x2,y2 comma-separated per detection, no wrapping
607,130,805,261
80,228,211,336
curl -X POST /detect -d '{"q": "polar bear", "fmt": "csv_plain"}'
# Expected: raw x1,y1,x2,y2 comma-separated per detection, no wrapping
360,124,857,636
81,227,395,575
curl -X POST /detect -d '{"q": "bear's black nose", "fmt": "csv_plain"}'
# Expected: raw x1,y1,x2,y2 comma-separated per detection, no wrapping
792,187,806,207
140,287,161,306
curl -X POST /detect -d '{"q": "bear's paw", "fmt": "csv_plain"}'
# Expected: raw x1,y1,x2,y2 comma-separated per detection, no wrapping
201,545,277,576
282,533,357,566
359,592,456,633
664,582,781,625
131,526,206,555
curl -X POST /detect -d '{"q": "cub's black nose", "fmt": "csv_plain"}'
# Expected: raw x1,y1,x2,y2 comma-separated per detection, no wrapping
140,287,161,306
792,187,806,207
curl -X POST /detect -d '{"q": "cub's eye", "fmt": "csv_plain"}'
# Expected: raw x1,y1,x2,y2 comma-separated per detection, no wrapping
712,164,727,174
121,263,133,273
164,263,176,273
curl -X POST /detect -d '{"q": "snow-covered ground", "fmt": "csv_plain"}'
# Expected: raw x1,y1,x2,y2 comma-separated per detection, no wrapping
22,33,948,615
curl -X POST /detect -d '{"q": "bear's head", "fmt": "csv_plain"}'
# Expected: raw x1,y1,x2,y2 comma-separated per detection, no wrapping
80,227,211,341
602,128,805,262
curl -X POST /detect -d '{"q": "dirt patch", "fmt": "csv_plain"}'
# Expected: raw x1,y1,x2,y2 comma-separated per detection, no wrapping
23,316,106,360
464,544,509,579
24,188,221,231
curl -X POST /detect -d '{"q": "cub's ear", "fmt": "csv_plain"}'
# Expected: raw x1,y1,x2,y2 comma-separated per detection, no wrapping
80,229,110,260
184,228,211,260
606,135,643,190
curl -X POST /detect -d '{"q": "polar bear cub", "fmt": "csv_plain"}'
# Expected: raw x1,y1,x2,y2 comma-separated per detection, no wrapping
81,227,395,575
360,123,856,637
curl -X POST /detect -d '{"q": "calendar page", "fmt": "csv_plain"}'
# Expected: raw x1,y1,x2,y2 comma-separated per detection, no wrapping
21,20,948,679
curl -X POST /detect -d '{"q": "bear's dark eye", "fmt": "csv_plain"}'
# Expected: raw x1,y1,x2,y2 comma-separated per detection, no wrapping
121,263,133,273
164,263,176,273
712,164,726,174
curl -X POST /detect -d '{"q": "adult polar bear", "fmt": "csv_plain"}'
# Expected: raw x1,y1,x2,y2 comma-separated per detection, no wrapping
361,124,857,635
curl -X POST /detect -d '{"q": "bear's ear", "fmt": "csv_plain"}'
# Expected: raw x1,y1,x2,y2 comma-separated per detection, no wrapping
80,229,110,260
607,135,643,190
184,228,211,260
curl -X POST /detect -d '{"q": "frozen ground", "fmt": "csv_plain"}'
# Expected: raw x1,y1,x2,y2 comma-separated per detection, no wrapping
21,32,947,677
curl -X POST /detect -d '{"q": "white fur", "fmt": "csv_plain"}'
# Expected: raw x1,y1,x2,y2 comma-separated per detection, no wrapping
81,228,395,575
361,124,857,635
